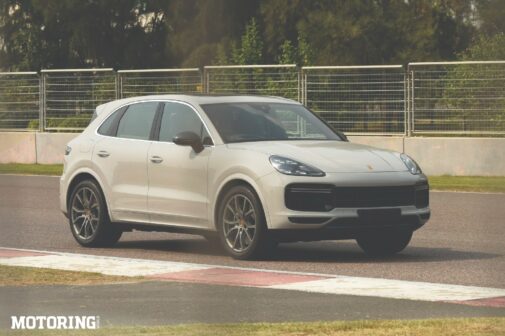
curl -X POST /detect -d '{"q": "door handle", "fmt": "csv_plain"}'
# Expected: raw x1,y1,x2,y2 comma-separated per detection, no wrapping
97,150,110,158
150,156,163,164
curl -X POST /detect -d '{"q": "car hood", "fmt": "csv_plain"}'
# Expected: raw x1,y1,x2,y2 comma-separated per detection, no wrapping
226,140,408,173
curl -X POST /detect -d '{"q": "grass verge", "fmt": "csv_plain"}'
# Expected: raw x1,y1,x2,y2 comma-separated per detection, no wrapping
0,164,504,193
0,163,63,176
0,265,141,286
4,318,505,335
428,175,505,193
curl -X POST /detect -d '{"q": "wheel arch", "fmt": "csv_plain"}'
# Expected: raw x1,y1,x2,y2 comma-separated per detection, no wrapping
66,169,112,220
213,175,270,231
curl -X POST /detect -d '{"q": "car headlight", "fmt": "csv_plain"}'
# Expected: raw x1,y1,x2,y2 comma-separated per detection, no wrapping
269,155,325,177
400,153,421,175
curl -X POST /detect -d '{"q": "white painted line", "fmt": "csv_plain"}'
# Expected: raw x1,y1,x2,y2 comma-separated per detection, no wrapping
2,247,505,304
0,254,211,277
430,190,505,195
268,276,505,302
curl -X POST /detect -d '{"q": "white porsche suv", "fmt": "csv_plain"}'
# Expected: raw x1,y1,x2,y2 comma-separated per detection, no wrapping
60,95,430,259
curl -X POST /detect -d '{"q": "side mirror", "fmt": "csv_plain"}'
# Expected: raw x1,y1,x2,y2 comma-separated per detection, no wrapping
173,131,204,153
335,130,349,142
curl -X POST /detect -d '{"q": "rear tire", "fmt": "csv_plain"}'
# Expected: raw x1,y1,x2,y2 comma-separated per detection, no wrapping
356,228,412,257
217,185,273,260
68,180,122,247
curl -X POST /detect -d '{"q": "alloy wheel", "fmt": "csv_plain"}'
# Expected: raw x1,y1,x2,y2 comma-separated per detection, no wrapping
71,187,100,240
223,194,256,253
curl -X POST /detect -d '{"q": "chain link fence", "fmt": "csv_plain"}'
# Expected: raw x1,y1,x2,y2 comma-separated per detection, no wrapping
42,69,116,131
0,72,41,131
118,69,203,98
0,63,504,134
204,65,300,100
409,61,505,135
302,66,406,135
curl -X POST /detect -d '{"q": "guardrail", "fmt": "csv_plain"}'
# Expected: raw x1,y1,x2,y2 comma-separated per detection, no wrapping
0,62,504,135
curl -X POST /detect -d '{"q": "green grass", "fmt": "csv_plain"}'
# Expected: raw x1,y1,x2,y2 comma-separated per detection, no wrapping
4,318,505,335
0,163,63,176
0,164,504,193
429,175,505,193
0,265,141,286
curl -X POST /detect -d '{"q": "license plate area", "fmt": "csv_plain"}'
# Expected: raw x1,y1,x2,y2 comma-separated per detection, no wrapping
357,208,401,225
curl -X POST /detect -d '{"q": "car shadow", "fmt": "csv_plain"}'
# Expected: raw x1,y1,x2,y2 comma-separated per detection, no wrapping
113,235,501,264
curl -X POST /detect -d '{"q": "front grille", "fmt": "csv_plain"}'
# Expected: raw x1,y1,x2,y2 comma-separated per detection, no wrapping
285,182,429,212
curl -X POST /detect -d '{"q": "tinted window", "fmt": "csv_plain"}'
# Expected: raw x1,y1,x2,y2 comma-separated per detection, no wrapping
201,103,340,143
97,108,123,136
116,102,158,140
159,102,211,144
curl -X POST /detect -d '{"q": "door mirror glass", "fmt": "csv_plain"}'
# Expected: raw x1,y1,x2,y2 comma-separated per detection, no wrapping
173,131,204,153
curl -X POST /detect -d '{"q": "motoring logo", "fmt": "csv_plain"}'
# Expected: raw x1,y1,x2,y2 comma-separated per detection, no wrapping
11,316,100,330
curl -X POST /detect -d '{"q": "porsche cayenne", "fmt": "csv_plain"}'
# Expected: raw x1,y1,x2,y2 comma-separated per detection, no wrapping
60,95,430,259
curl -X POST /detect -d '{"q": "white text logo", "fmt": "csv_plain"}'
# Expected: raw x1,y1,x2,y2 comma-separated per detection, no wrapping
11,315,100,330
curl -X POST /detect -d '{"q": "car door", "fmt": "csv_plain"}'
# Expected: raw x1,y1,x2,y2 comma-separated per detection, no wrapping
93,101,160,223
147,101,213,228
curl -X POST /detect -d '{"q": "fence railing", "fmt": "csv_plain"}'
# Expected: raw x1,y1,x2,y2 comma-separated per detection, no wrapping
118,68,202,98
302,65,406,135
408,61,505,135
42,69,116,131
0,72,40,131
0,62,503,135
204,64,300,101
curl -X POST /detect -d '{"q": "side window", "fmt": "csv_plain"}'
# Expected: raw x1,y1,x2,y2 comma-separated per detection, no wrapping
97,108,122,136
116,102,158,140
159,102,211,144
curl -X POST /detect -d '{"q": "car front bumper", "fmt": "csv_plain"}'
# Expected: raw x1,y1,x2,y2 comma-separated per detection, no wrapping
256,171,430,240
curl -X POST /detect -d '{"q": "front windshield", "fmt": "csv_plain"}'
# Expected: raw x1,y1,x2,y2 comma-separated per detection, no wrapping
201,102,341,143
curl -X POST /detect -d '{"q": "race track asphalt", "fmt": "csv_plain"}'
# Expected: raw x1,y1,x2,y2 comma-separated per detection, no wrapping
1,174,503,288
1,174,505,326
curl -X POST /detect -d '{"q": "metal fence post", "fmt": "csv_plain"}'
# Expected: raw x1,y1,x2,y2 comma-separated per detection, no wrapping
405,68,410,137
40,73,45,132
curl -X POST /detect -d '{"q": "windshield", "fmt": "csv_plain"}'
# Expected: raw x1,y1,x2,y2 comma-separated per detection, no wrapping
201,102,340,143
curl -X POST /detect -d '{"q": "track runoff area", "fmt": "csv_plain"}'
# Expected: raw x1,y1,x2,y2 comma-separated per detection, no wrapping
1,247,504,308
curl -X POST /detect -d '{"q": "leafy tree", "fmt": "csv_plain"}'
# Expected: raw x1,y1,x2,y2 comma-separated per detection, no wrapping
278,40,296,64
231,18,263,64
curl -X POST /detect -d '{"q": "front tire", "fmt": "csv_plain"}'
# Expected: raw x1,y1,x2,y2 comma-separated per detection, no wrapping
68,180,122,247
217,185,273,260
356,228,412,257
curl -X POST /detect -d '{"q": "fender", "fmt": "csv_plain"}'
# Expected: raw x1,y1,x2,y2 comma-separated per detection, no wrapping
211,172,272,230
65,166,114,220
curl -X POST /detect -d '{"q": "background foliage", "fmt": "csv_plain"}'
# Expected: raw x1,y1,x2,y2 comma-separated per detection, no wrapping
1,0,504,71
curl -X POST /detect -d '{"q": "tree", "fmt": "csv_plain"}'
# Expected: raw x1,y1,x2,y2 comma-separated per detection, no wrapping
0,0,170,70
475,0,505,36
231,18,263,64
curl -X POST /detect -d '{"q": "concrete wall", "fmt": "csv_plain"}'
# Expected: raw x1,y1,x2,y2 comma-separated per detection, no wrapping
0,132,37,164
0,132,504,176
404,137,505,176
35,133,79,164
